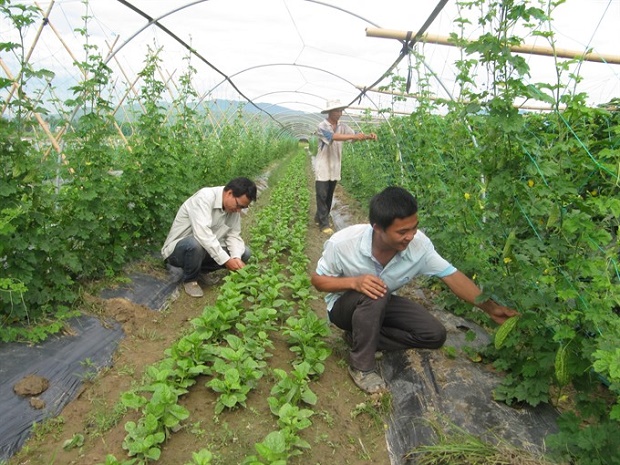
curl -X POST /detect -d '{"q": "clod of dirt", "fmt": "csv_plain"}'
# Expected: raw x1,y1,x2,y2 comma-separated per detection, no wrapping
29,397,46,409
13,374,49,397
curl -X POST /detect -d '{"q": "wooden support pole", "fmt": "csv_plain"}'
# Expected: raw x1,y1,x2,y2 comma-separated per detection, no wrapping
164,68,196,131
0,58,64,154
111,75,139,119
100,37,131,148
196,92,225,136
109,50,146,114
366,28,620,65
1,0,56,114
157,65,177,125
35,1,86,78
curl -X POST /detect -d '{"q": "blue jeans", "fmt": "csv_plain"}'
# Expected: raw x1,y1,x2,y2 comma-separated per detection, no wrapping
166,236,251,282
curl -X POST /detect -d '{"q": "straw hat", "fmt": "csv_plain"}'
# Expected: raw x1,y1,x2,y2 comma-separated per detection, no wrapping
321,99,347,114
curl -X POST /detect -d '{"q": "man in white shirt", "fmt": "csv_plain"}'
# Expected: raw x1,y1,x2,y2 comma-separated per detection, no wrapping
162,177,257,297
314,99,377,235
311,186,518,394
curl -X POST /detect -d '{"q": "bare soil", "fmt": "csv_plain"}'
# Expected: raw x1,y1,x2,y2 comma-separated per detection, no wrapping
6,160,391,465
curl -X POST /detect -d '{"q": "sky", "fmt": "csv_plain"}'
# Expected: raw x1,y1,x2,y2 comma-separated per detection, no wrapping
2,0,619,129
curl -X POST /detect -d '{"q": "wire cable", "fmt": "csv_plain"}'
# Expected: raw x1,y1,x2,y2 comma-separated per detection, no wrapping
114,0,286,129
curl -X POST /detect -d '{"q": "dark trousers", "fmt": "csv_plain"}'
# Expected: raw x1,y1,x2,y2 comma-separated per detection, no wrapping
329,291,447,372
166,236,251,283
315,180,337,229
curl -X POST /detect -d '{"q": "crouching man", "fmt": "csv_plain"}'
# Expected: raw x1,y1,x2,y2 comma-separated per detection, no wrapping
311,186,518,394
162,177,257,298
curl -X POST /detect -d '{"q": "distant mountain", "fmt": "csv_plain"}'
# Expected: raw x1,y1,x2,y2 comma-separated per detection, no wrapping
200,99,309,117
42,99,317,133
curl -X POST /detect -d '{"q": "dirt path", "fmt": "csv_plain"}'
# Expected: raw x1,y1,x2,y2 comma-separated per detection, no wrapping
6,154,390,465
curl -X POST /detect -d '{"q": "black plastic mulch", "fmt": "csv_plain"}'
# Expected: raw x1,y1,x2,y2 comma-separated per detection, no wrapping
0,265,182,461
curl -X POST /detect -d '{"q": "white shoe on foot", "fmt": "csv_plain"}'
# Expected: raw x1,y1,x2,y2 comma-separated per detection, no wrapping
183,281,203,298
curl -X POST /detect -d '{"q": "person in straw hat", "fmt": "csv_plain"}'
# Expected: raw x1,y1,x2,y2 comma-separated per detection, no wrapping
314,99,377,235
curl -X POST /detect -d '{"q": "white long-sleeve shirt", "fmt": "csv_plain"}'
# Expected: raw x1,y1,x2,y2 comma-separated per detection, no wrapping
161,186,245,265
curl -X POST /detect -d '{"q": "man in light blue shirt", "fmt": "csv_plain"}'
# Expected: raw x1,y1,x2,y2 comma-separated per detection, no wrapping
311,186,518,394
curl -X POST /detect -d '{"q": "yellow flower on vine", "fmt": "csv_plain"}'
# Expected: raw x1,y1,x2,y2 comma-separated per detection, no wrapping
464,193,471,200
503,257,512,264
527,179,534,187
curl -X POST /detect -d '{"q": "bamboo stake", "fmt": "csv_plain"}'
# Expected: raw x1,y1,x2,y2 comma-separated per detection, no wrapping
176,61,215,132
106,77,131,150
366,28,620,65
200,92,223,138
35,1,86,79
112,118,130,148
1,0,56,114
100,37,131,147
30,1,87,160
195,91,225,137
0,58,63,154
111,75,140,120
165,68,197,132
102,39,138,149
110,51,146,114
156,65,176,125
165,68,185,127
111,77,138,141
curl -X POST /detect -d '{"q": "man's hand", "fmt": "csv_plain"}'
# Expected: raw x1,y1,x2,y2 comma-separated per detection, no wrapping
225,257,245,271
354,274,387,300
357,132,377,141
485,304,520,325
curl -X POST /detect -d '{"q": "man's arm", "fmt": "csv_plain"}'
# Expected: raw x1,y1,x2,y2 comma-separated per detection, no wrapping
224,215,245,258
311,272,386,300
440,270,519,325
189,192,231,266
332,132,377,142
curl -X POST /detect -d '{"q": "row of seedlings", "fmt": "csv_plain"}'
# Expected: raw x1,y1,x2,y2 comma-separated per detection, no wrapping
99,150,331,465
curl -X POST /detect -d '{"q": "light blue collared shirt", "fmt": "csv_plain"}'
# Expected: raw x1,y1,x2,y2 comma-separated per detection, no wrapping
315,224,456,311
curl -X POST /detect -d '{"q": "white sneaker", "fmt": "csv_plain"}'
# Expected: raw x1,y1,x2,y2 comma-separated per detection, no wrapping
183,281,203,298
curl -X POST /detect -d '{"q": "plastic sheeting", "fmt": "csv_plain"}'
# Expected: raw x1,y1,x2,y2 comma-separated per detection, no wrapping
381,310,559,465
0,265,183,461
100,265,183,311
0,315,123,460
